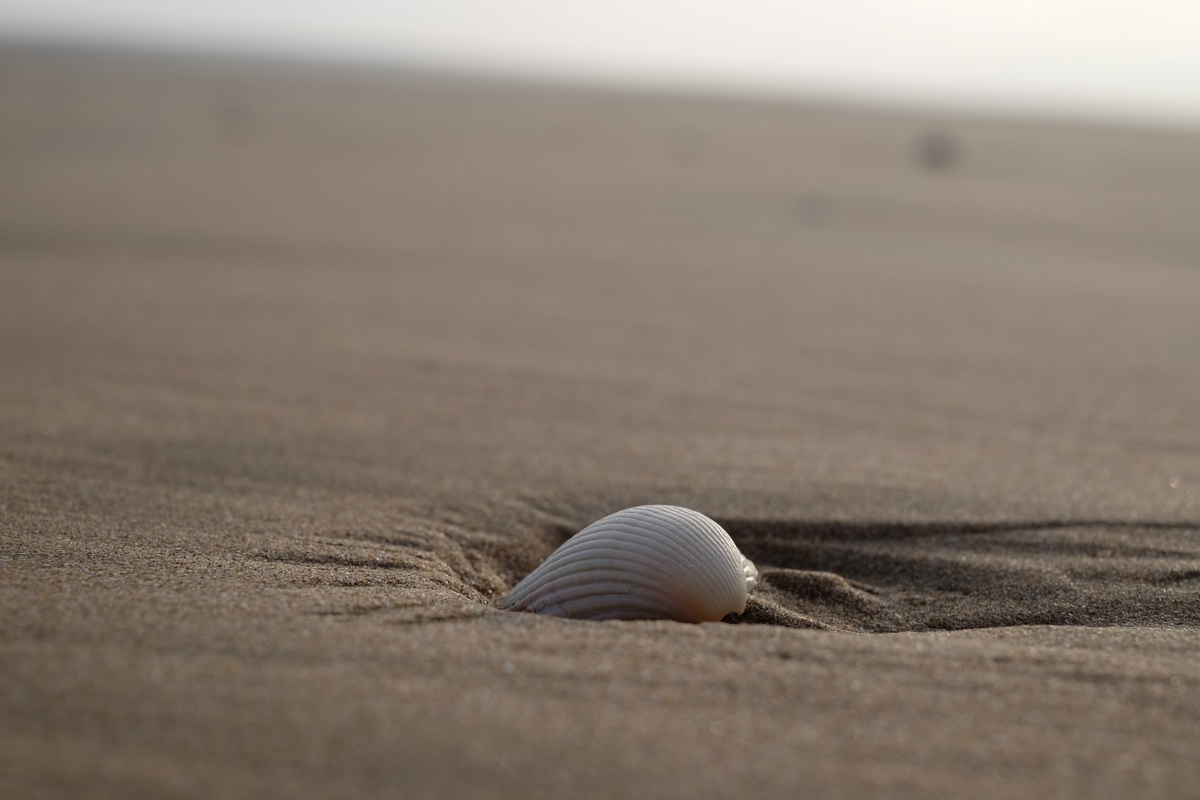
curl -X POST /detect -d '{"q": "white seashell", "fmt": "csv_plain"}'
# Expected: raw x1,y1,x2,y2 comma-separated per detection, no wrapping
500,505,758,622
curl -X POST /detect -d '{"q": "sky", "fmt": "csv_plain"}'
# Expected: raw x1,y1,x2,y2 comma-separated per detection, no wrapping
3,0,1200,128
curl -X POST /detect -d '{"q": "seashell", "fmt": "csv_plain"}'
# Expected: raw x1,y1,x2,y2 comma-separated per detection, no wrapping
500,505,758,622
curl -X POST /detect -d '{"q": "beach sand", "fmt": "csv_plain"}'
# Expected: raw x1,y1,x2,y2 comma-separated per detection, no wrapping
2,48,1199,798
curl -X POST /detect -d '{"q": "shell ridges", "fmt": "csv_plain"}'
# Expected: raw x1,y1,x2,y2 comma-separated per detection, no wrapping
500,505,757,623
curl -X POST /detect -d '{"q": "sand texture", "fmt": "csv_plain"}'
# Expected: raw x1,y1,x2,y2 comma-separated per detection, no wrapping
3,48,1200,798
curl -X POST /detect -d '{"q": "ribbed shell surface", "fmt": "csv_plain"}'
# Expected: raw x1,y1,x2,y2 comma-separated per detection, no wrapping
500,505,758,622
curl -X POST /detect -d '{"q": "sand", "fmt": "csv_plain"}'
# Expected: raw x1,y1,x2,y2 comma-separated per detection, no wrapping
2,46,1199,798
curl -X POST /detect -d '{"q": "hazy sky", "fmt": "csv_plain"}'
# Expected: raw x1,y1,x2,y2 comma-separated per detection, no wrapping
4,0,1200,127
